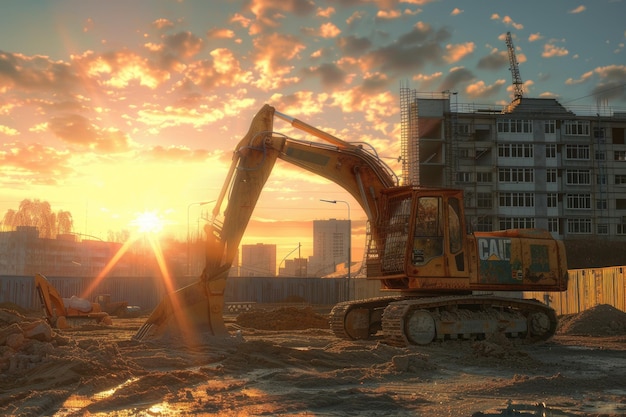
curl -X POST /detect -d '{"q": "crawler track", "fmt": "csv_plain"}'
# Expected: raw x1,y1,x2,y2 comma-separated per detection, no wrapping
330,295,558,346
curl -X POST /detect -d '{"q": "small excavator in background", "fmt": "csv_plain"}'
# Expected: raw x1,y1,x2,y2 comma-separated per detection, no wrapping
35,273,112,329
134,104,568,346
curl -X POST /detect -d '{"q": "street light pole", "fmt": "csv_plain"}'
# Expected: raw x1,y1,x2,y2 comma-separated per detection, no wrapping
320,199,351,300
187,201,214,275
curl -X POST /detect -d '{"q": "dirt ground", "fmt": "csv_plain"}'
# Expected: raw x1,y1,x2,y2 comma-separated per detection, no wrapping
1,303,625,417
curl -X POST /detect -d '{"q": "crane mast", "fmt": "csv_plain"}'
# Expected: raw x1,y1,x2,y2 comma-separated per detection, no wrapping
505,31,524,100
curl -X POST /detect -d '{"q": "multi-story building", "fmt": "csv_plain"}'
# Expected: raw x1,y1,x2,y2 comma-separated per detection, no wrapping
402,89,626,247
308,219,350,277
0,226,135,277
240,243,276,277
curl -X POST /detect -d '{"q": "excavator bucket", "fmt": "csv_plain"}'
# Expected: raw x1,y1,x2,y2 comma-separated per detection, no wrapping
133,267,229,342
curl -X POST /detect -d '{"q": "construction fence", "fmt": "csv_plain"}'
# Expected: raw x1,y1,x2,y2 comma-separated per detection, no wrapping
0,275,388,312
525,266,626,315
2,268,624,315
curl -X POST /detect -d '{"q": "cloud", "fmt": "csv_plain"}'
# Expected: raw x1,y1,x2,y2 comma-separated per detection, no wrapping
48,114,133,153
444,42,475,64
206,28,236,40
319,22,342,38
491,14,523,30
439,66,475,92
361,22,451,74
0,142,74,186
184,48,253,90
568,5,586,14
0,125,19,136
316,7,335,18
251,33,306,90
528,33,542,42
465,79,507,99
0,51,77,93
477,49,508,70
75,49,171,89
450,8,463,16
245,0,316,34
152,18,174,30
542,42,568,58
302,63,347,89
336,35,373,55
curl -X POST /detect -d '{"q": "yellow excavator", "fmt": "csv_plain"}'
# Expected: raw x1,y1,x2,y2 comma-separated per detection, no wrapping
134,104,568,346
35,273,112,329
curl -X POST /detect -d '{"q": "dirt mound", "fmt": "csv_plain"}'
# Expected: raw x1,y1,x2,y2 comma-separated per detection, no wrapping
558,304,626,336
236,306,329,330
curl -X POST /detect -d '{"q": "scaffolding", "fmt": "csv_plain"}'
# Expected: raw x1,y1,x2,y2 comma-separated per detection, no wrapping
400,84,419,185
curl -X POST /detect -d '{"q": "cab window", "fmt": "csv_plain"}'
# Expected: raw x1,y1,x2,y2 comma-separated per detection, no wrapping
412,196,443,265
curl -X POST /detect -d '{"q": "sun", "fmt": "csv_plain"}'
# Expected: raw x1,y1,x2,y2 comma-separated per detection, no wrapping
131,210,164,234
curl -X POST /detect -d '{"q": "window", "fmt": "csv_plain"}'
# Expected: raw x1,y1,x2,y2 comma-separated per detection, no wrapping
548,218,559,233
615,151,626,161
567,218,592,234
498,143,534,158
596,199,607,210
566,170,591,185
456,172,472,183
594,127,605,141
546,144,556,158
458,149,472,158
457,124,471,135
477,193,492,208
616,199,626,210
498,168,534,183
618,224,626,235
547,169,557,183
566,194,591,209
597,174,607,185
475,216,492,232
547,193,558,208
499,217,535,229
595,150,606,161
564,120,590,136
565,144,590,160
597,224,608,235
544,120,556,134
476,172,492,183
499,192,535,207
497,119,533,133
616,175,626,185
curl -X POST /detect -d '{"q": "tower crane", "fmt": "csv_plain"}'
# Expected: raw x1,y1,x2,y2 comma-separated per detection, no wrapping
505,32,524,100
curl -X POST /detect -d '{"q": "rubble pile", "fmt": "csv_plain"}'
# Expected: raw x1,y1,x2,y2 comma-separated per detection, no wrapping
557,303,626,336
0,308,71,374
236,306,329,330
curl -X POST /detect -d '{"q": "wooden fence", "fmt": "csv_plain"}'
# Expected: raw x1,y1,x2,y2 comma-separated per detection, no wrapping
525,266,626,315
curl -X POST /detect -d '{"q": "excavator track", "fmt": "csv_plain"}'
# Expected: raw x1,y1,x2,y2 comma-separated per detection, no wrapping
331,295,557,346
330,296,405,340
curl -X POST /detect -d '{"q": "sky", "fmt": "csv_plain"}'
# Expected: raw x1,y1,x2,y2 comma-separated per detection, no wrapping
1,0,625,266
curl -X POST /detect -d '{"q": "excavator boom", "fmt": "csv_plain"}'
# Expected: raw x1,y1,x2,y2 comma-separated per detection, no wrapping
134,104,397,341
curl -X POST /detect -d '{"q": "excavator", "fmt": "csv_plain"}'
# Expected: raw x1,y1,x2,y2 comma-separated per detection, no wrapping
133,104,568,346
35,273,113,329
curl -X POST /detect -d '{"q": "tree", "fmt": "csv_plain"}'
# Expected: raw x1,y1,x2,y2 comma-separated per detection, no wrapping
0,199,74,238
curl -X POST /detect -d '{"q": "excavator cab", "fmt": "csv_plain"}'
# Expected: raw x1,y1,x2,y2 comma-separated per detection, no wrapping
368,187,470,292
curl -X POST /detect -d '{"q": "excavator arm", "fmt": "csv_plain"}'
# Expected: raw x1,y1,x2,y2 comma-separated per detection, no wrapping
134,104,397,341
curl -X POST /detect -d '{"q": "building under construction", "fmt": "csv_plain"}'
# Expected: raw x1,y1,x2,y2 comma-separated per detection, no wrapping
399,34,626,265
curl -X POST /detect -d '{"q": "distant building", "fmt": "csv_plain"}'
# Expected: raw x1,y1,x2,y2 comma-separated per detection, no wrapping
0,226,136,277
279,257,308,277
240,243,276,277
308,219,350,277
